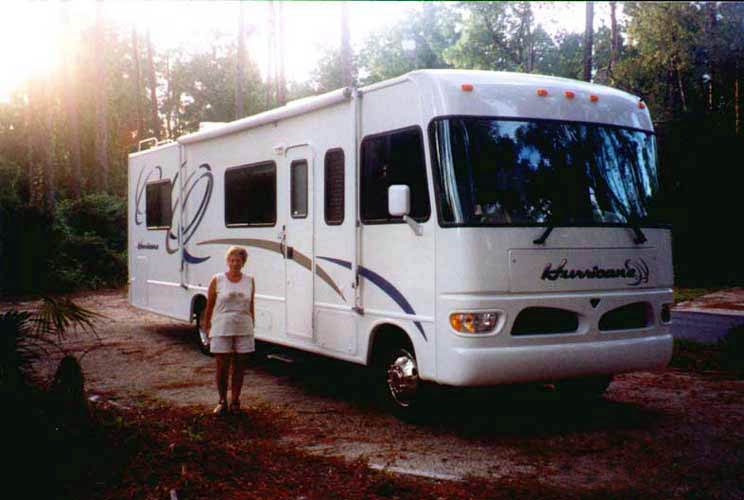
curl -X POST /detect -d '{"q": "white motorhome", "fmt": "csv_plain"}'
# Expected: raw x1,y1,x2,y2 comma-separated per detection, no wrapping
128,70,673,417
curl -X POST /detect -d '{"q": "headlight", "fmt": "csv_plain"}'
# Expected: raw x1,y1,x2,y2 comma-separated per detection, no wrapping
449,311,500,334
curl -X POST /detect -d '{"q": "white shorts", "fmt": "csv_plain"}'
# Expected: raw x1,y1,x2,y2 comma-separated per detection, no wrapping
209,335,255,354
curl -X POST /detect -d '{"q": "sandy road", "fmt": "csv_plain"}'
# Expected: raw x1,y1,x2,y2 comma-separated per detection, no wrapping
13,288,744,497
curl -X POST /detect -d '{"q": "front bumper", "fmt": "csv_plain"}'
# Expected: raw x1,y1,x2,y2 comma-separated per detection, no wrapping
435,333,673,386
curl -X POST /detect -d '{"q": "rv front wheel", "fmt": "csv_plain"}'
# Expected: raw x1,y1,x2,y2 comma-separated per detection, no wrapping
376,346,426,421
195,309,212,356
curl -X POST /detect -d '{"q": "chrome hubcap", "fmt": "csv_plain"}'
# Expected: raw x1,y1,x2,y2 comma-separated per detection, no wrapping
386,350,419,407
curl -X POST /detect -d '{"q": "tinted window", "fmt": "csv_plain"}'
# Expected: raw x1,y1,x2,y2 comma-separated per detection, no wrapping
324,149,345,225
361,127,430,223
429,117,661,226
291,159,308,219
225,161,276,226
146,179,172,229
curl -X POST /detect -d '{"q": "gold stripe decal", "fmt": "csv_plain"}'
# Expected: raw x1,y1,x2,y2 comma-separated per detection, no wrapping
196,238,346,301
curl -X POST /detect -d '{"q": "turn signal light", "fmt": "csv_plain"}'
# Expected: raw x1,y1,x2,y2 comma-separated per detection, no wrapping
537,88,548,97
450,312,500,334
461,83,474,92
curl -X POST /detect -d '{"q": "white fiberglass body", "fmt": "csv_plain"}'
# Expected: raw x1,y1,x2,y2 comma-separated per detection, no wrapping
128,70,673,391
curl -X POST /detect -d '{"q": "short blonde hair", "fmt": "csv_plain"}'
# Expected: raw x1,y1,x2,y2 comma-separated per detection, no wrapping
225,246,248,265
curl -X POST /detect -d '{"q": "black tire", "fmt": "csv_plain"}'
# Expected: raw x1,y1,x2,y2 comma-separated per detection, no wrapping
556,375,612,401
375,345,428,422
195,309,212,356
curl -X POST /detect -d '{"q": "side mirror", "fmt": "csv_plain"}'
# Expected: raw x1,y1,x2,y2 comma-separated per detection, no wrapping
387,184,423,236
388,184,410,217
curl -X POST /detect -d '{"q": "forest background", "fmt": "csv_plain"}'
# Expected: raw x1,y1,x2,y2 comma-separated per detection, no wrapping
1,1,743,295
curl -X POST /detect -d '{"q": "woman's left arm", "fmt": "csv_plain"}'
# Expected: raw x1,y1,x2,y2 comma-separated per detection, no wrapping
251,277,255,322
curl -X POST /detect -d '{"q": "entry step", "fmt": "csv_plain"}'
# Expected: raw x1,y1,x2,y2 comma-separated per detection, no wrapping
266,352,296,364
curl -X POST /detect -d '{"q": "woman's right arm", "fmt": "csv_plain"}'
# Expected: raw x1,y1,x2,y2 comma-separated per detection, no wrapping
204,277,217,337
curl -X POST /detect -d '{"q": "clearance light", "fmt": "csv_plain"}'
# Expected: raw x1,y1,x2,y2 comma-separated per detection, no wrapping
450,312,500,334
461,83,474,92
638,101,646,109
590,94,599,102
537,88,548,97
564,90,575,99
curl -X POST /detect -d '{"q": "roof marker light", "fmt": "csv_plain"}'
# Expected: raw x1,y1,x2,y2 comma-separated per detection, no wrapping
590,94,599,102
564,90,575,99
537,88,548,97
638,101,646,109
461,83,474,92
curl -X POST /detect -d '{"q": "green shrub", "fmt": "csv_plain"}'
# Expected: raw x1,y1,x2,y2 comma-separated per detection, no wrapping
0,192,127,295
56,193,127,252
50,234,127,291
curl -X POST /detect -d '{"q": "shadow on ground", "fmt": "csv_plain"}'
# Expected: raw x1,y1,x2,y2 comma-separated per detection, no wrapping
146,323,664,440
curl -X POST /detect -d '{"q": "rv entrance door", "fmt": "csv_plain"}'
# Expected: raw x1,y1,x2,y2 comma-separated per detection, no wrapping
285,146,314,340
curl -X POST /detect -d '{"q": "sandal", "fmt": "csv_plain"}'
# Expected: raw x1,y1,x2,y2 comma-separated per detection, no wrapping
213,400,228,415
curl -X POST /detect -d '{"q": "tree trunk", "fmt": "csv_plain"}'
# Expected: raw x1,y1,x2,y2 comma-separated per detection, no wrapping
94,3,109,193
706,3,717,112
164,54,173,139
675,62,688,112
132,27,144,140
736,75,741,136
276,1,286,106
340,2,353,87
146,30,160,139
43,78,55,209
583,1,594,82
608,1,618,83
62,5,81,198
27,81,44,209
236,2,246,119
266,0,275,109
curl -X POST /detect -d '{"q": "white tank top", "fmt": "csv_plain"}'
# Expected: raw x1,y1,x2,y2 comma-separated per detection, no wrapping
210,272,254,337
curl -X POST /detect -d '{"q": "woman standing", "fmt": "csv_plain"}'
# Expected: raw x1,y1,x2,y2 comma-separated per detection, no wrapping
203,246,255,415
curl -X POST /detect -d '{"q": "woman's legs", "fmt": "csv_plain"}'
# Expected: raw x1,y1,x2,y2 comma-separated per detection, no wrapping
230,353,249,405
215,353,230,403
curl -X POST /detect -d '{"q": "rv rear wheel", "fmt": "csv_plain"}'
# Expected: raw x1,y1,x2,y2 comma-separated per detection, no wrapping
376,346,426,421
195,309,212,356
556,375,612,401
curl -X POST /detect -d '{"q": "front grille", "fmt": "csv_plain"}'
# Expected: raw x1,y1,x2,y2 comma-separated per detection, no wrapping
599,302,652,331
511,307,579,336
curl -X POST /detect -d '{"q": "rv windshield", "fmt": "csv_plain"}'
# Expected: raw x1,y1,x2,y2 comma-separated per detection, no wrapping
429,117,663,227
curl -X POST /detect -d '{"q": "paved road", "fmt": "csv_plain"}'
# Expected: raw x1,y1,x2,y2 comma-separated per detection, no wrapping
671,310,744,344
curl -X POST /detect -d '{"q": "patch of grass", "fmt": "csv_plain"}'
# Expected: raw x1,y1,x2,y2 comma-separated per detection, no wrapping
670,326,744,378
673,287,722,304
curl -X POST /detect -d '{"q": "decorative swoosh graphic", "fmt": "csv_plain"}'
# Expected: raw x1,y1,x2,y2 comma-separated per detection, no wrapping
317,256,427,341
134,165,163,225
135,162,214,264
196,238,345,301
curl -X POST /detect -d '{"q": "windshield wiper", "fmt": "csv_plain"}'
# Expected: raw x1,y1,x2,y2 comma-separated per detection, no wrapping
628,216,647,245
533,212,561,245
533,225,554,245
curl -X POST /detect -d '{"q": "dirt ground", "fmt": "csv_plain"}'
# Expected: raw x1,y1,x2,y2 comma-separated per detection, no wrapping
9,288,744,498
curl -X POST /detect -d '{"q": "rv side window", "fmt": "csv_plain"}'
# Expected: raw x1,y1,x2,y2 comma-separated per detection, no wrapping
324,149,345,225
361,127,430,223
224,161,277,226
291,160,308,219
145,179,172,229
